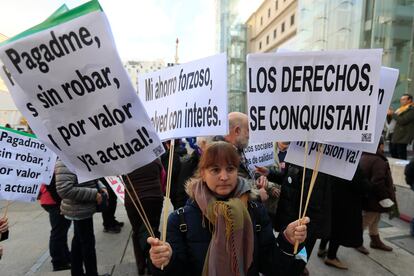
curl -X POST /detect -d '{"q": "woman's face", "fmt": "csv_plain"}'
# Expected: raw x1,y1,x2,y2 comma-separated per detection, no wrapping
202,163,238,196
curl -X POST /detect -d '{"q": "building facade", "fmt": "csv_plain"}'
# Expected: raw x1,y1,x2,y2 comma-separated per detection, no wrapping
294,0,414,107
216,0,248,112
246,0,298,53
246,0,414,107
124,60,165,93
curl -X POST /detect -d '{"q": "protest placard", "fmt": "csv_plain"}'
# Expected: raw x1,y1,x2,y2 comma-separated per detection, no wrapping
247,49,382,144
0,127,56,202
244,141,274,171
285,141,360,180
330,67,399,152
0,1,164,182
138,54,228,141
104,176,124,203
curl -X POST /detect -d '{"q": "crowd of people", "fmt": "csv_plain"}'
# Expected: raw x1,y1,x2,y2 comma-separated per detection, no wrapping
1,92,414,276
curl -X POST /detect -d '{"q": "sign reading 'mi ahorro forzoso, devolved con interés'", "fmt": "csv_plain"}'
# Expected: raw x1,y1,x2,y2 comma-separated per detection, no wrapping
138,54,228,141
247,49,382,144
0,1,164,182
0,127,56,202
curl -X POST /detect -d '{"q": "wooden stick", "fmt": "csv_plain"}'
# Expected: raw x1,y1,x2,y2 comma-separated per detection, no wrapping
122,177,155,238
2,201,11,219
160,139,175,270
301,144,323,219
294,141,309,254
161,140,175,242
126,175,155,238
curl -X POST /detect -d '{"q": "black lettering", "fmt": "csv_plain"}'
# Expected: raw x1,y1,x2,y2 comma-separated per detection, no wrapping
281,67,291,92
257,67,267,93
359,64,370,91
5,48,22,73
268,67,277,92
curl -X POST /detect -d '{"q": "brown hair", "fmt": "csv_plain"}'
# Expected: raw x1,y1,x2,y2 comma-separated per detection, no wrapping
197,141,240,173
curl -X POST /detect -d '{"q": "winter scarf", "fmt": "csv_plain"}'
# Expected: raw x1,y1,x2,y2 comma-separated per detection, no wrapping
395,103,414,115
192,177,254,276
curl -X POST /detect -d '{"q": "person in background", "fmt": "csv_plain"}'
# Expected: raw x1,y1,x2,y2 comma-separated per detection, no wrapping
4,123,11,129
123,160,163,275
100,178,124,233
39,174,71,271
385,116,396,157
175,136,213,209
318,167,372,270
405,158,414,236
358,138,396,253
147,141,310,276
387,94,414,160
0,216,8,260
255,141,289,228
55,160,109,276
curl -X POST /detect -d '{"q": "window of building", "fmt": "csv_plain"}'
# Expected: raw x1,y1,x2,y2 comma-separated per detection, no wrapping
266,35,269,45
274,29,277,38
260,16,263,25
268,8,271,18
275,0,278,10
291,14,295,26
259,41,262,50
281,22,285,33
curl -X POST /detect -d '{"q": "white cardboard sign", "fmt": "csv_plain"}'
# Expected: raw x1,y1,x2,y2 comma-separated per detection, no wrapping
244,142,275,171
247,49,382,144
104,176,125,204
0,8,164,182
0,127,56,202
331,67,399,152
138,54,228,141
285,141,361,180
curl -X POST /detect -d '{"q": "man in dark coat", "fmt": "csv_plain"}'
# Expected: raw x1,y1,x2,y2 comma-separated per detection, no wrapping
387,93,414,160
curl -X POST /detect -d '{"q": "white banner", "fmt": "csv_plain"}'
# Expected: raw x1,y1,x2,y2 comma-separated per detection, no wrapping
244,142,274,171
331,67,399,152
285,141,361,180
0,5,164,182
104,176,124,204
247,49,382,144
0,127,56,202
138,54,228,141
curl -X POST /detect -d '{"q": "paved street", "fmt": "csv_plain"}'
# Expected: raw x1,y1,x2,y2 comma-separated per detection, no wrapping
0,200,413,276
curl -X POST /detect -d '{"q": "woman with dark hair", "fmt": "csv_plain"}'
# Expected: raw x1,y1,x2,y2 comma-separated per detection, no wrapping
147,141,309,276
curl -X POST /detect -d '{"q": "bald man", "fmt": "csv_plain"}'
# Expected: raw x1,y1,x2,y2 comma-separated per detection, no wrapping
224,112,250,150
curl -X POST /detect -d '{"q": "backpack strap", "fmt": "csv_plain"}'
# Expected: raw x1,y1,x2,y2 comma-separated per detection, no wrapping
176,207,188,233
249,201,262,232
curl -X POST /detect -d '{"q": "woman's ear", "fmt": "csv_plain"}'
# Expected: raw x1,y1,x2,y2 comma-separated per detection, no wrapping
200,169,205,181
